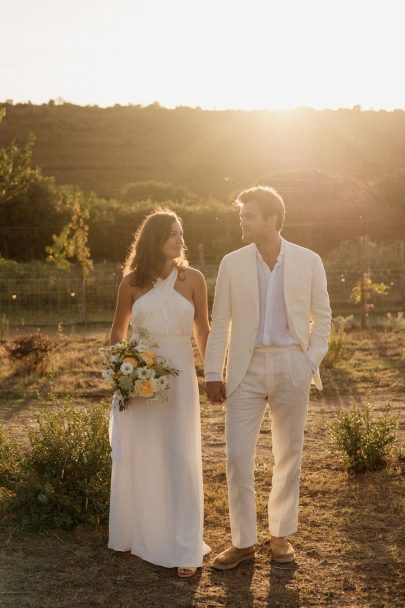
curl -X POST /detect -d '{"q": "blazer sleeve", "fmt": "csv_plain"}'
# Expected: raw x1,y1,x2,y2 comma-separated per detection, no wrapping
307,254,332,369
204,256,232,378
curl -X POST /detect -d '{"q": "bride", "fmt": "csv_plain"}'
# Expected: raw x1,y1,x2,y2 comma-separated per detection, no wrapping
108,208,211,577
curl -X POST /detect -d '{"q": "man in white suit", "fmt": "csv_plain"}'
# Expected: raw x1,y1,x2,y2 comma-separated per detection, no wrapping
205,186,331,569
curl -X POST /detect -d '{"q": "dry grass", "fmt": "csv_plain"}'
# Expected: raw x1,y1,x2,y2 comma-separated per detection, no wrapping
0,327,404,607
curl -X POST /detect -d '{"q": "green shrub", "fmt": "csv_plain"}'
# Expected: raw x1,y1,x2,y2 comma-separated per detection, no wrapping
322,330,346,368
13,404,111,529
322,315,354,369
0,422,22,488
4,333,55,373
328,401,398,473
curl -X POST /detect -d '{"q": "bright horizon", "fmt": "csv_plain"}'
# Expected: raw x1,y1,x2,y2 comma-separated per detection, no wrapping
1,0,404,111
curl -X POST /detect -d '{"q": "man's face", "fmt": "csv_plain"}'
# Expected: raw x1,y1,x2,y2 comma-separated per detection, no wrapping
239,201,275,243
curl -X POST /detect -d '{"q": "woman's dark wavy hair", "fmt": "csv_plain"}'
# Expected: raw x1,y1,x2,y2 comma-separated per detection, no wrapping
123,208,188,287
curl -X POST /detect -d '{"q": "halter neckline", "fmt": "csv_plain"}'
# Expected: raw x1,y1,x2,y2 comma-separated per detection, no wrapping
156,266,178,283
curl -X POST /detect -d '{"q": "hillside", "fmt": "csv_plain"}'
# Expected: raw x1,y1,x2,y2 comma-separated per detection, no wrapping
1,103,405,198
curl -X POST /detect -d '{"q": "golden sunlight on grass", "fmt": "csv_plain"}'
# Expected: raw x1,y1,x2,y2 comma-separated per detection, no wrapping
0,326,404,606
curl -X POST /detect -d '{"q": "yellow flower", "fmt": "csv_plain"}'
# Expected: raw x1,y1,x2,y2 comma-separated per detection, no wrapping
139,350,155,366
123,357,138,368
137,380,154,398
113,372,122,379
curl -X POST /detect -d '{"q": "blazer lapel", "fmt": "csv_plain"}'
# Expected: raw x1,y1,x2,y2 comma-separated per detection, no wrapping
283,240,293,310
283,239,308,300
241,244,259,321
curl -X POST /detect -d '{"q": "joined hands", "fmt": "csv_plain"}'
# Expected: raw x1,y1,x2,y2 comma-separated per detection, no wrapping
205,381,227,404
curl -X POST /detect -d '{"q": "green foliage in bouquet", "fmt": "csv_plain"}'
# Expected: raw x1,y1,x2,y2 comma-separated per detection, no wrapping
11,403,111,529
328,401,398,473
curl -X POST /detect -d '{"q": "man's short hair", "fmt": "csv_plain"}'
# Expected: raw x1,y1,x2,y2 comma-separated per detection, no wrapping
235,186,285,231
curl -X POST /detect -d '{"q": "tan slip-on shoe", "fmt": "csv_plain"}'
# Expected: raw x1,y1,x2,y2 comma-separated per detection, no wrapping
270,538,295,563
211,545,255,570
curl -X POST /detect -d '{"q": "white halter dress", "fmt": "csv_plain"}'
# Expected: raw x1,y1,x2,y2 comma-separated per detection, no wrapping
108,268,210,567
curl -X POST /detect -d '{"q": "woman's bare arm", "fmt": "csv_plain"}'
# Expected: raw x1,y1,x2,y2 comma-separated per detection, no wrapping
110,276,135,345
191,269,210,359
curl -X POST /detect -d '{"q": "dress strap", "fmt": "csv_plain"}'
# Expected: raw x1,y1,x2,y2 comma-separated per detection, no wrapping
152,267,178,297
135,267,178,327
160,266,178,292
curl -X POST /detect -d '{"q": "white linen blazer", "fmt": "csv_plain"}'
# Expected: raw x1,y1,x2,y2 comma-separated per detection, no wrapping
204,240,332,396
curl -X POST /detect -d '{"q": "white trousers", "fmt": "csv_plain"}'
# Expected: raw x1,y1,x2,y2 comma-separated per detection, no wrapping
226,344,312,547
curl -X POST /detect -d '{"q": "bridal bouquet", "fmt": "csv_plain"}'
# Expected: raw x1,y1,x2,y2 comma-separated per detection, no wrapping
99,328,179,411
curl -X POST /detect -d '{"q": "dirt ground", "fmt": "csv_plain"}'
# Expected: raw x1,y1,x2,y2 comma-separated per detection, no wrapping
0,327,404,608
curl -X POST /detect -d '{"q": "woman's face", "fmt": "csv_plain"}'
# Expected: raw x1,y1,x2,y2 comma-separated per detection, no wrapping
161,220,184,259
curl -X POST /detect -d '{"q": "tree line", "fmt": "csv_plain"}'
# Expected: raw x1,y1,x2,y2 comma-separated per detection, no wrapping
0,105,404,264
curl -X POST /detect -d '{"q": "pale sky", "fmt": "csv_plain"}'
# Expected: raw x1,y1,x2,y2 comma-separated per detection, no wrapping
1,0,404,110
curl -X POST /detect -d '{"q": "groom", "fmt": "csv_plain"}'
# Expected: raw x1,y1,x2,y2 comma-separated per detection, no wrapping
204,185,331,568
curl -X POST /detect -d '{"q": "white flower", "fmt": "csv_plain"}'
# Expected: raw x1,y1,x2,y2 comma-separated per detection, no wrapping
156,376,169,390
137,367,150,380
131,379,142,394
155,356,170,368
110,355,119,363
102,368,114,381
136,339,150,353
120,362,133,375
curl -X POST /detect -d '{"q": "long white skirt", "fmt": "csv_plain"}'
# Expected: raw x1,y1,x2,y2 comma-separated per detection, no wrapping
108,341,210,567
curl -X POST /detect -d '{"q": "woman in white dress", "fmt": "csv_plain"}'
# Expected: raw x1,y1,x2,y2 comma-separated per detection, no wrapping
108,208,211,577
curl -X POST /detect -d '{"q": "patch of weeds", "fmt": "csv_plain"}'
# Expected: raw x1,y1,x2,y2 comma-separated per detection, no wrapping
2,402,111,530
323,331,346,369
5,333,56,374
328,400,398,474
0,422,22,488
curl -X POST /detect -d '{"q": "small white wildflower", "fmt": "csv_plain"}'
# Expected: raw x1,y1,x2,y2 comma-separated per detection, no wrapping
120,362,133,375
137,367,150,380
136,339,149,352
102,368,114,381
155,356,170,368
156,376,169,390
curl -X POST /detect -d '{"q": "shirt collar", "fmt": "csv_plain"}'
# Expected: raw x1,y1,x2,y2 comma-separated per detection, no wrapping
255,237,285,264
